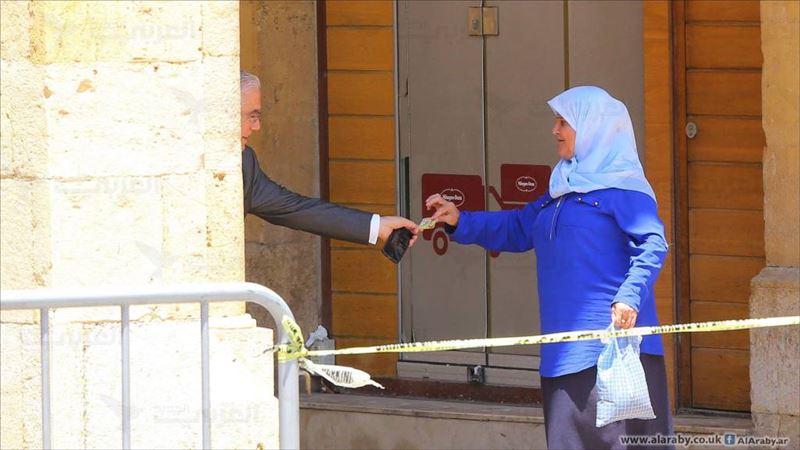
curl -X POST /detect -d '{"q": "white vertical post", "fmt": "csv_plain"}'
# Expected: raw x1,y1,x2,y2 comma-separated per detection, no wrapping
201,301,211,449
40,307,51,450
121,305,131,449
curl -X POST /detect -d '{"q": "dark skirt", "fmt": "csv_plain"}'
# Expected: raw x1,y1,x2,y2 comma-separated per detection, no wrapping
541,354,675,450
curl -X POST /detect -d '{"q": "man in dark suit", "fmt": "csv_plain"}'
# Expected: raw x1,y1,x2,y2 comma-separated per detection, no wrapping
240,70,418,246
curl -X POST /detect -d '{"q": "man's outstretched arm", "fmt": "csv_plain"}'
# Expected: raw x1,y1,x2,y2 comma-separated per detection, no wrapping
242,147,416,245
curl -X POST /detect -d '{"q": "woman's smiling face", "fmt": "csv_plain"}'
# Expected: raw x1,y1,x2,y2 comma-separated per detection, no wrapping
552,114,576,160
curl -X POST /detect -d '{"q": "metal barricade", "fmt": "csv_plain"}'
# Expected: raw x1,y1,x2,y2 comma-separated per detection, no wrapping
0,282,300,450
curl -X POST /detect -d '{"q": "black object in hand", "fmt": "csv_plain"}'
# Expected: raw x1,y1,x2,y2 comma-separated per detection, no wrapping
381,228,412,264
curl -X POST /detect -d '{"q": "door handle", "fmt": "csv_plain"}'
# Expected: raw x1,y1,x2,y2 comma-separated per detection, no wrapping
685,122,698,139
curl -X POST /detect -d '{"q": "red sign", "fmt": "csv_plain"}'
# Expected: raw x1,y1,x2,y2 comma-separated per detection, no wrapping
421,173,486,255
420,166,550,256
421,173,486,215
498,164,551,203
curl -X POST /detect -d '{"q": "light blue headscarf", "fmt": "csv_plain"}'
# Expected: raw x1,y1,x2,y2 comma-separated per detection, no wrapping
547,86,656,201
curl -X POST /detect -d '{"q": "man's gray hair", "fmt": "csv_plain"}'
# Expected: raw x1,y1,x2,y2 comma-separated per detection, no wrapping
240,69,260,93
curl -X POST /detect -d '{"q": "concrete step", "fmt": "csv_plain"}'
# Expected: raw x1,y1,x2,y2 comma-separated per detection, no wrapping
300,393,752,449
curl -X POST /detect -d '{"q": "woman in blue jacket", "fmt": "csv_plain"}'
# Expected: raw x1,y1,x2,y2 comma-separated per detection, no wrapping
427,86,674,449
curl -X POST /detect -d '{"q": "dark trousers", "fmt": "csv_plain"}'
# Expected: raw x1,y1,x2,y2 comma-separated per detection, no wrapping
541,354,675,450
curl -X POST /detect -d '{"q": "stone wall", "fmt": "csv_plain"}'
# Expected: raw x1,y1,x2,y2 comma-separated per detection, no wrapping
760,1,800,268
239,0,324,335
750,0,800,445
1,2,277,448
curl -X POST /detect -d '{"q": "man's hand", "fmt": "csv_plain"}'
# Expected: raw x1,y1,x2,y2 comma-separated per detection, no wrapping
612,302,638,329
424,194,461,226
378,216,419,246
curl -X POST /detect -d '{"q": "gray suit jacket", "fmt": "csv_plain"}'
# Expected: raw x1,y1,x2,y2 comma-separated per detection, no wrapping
242,146,372,244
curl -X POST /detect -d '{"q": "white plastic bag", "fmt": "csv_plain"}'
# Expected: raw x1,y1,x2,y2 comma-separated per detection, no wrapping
300,359,384,389
595,323,656,427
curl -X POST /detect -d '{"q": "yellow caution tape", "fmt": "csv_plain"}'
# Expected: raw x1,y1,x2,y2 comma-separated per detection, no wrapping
280,316,800,360
271,316,799,388
278,315,309,362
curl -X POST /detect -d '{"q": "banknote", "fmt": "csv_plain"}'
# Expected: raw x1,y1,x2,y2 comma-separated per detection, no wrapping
419,218,436,230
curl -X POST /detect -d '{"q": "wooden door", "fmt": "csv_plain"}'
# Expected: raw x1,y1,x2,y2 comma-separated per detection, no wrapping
674,0,766,412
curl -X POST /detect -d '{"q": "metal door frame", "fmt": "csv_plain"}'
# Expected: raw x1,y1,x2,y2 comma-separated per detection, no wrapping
393,0,648,387
395,0,489,365
393,0,541,386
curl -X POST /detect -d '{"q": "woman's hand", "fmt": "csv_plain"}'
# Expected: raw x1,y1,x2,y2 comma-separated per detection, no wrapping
425,193,461,227
611,302,638,329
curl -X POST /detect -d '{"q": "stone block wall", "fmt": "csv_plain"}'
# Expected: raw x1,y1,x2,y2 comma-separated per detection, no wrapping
240,0,324,335
1,2,278,448
750,0,800,445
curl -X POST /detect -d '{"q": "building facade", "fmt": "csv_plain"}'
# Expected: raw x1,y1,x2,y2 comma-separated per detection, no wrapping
1,0,797,447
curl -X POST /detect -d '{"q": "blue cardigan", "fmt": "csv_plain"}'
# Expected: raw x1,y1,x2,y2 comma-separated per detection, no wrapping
449,188,667,378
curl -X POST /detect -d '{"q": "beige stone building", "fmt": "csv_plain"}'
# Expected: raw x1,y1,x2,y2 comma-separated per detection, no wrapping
2,1,798,449
1,1,277,448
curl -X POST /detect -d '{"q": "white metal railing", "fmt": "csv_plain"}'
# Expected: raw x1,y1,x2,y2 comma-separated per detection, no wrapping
0,282,300,449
